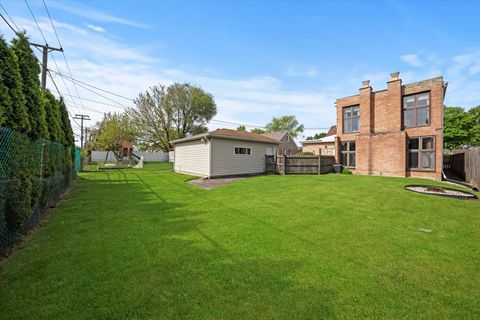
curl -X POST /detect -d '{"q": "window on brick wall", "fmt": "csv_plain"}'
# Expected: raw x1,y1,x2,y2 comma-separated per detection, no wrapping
407,136,435,171
403,92,430,128
341,141,356,167
343,105,360,133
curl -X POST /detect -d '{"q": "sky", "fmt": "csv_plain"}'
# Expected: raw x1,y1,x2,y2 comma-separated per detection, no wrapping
1,0,479,142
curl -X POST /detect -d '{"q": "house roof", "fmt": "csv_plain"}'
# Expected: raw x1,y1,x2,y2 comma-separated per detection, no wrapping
301,134,337,145
170,128,280,145
261,131,287,141
326,125,337,136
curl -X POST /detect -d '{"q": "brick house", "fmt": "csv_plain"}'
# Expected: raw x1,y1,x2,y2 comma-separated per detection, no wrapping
301,125,337,155
335,72,447,179
262,131,299,155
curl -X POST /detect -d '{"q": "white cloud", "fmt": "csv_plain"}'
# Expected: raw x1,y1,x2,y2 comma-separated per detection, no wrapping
401,54,422,67
285,67,319,77
86,24,106,33
47,1,148,29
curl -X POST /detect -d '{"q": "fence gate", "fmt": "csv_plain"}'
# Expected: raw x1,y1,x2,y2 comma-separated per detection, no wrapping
265,155,276,174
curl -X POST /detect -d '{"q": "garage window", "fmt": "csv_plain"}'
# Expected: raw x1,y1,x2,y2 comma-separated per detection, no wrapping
235,147,251,155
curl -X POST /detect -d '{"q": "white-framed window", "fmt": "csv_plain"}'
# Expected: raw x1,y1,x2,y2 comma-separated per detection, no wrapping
235,147,251,155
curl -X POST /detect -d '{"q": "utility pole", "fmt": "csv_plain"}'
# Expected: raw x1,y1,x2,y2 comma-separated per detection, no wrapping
73,114,91,149
30,42,63,89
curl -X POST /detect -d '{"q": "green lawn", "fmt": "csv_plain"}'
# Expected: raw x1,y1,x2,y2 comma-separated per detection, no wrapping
1,163,479,319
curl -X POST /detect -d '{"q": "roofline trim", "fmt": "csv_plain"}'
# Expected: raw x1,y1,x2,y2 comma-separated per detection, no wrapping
170,133,280,145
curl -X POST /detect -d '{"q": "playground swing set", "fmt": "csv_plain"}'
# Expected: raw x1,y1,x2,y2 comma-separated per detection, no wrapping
101,142,144,169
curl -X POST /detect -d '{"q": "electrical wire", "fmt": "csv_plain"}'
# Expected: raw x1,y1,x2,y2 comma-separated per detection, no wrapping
24,0,47,44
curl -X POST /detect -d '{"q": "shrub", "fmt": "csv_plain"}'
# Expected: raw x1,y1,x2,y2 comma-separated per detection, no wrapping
342,168,353,174
294,151,314,156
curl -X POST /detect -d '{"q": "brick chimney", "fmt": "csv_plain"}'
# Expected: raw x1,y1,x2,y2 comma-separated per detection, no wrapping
359,79,373,134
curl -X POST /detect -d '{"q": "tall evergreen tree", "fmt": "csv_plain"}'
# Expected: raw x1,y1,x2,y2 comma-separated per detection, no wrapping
58,97,74,146
0,73,8,127
12,33,47,139
0,35,29,133
41,89,62,142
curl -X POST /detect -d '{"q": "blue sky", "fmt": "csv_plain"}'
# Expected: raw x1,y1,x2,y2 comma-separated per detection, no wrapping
1,0,479,139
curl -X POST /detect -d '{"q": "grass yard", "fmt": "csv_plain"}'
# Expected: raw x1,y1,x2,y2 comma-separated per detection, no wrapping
1,163,479,319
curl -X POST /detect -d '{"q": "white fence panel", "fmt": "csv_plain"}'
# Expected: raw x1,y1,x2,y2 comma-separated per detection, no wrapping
169,151,174,163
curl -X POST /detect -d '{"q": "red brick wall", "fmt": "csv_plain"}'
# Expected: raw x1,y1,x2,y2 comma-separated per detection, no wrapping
336,76,445,179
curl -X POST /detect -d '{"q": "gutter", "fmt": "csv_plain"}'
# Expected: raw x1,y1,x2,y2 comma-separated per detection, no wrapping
171,134,280,145
442,170,479,191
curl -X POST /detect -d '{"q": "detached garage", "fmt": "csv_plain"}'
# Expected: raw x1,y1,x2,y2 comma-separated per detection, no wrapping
171,129,279,178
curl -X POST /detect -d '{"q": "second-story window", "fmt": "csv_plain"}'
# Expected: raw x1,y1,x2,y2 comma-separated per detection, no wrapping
343,105,360,133
403,92,430,128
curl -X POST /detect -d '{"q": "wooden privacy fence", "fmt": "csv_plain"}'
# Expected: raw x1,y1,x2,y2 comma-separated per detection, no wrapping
465,147,480,190
266,155,335,175
447,148,480,190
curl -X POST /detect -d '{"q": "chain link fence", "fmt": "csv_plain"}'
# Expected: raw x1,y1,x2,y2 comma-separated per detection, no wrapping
0,127,78,256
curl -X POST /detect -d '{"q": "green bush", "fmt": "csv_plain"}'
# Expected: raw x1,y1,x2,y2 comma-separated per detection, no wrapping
294,151,314,156
342,168,353,174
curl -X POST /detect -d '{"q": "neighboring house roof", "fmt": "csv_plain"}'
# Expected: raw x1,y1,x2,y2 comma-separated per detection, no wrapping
301,134,337,145
326,125,337,136
261,131,288,141
170,128,280,145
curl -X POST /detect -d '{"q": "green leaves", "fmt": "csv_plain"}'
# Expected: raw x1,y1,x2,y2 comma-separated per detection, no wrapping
443,106,479,149
0,35,30,133
265,115,304,138
130,83,216,151
12,33,47,140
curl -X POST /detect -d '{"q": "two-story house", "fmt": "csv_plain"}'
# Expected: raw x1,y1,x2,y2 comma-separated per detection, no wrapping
335,72,447,180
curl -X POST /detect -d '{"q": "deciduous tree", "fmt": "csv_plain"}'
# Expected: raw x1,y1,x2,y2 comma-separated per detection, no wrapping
265,115,304,138
129,83,216,151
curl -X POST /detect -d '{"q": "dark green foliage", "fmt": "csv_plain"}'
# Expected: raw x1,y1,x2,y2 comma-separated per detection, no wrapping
58,97,74,147
295,151,314,156
342,167,353,174
0,35,30,133
443,105,480,149
306,132,327,140
443,106,475,149
12,33,47,139
0,72,8,127
236,125,246,131
1,127,76,254
41,90,63,142
250,128,266,134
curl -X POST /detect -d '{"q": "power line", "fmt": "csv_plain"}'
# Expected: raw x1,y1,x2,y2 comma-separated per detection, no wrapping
41,0,61,47
0,3,20,32
24,0,47,44
49,69,134,102
0,11,19,35
60,93,128,108
50,70,132,109
39,0,86,113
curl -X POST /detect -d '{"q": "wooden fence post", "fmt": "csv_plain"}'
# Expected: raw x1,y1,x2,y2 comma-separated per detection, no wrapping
318,155,321,175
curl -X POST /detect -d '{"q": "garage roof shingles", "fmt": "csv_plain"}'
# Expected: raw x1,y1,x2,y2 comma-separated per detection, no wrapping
171,128,279,144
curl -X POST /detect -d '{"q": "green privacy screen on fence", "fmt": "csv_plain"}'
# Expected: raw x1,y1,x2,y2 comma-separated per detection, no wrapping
0,127,78,255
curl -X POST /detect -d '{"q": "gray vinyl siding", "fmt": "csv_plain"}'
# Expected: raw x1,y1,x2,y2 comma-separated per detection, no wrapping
174,139,210,177
210,138,275,177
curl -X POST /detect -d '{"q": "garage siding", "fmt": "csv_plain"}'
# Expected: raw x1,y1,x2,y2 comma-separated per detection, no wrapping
210,138,275,177
174,140,210,177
